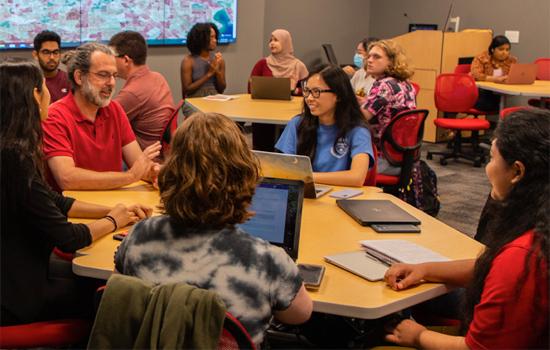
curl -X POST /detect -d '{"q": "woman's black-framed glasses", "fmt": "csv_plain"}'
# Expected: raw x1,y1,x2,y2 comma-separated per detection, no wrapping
302,87,334,98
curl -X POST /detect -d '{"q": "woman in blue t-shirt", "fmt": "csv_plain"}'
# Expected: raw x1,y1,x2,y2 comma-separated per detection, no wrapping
275,65,374,187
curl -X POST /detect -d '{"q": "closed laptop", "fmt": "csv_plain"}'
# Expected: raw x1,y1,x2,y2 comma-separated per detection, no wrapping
337,199,421,226
250,76,292,100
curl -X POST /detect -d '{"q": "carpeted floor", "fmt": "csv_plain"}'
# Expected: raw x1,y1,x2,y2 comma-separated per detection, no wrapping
422,142,491,238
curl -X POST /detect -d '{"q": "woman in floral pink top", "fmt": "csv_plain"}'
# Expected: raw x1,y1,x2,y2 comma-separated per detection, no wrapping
361,40,416,175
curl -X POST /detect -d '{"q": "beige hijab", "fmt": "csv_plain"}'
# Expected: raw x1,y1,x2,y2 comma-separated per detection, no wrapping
266,29,309,89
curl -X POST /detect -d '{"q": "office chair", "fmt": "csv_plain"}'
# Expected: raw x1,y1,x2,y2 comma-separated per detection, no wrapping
161,99,185,159
500,106,528,120
363,142,378,186
427,73,490,167
528,58,550,109
218,312,257,350
375,109,429,192
321,44,339,65
0,319,92,348
454,64,471,74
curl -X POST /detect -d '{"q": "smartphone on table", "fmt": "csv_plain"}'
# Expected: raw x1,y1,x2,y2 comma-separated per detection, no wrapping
297,263,325,289
112,231,128,241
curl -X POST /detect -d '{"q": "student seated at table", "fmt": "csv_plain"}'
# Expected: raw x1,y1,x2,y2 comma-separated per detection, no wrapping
42,42,161,192
115,112,312,345
249,28,308,94
344,37,377,99
383,108,549,350
0,57,152,326
180,22,226,99
361,39,416,176
249,28,309,151
471,35,518,112
109,30,176,151
275,64,374,187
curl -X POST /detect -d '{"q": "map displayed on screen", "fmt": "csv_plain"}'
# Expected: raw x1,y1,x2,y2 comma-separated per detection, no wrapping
0,0,237,50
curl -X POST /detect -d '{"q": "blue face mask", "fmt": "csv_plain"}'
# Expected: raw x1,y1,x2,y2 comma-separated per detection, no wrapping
353,53,364,68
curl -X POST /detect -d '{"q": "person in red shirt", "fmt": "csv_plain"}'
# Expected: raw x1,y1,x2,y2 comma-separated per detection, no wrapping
32,30,70,103
42,42,161,191
108,31,176,151
383,108,549,349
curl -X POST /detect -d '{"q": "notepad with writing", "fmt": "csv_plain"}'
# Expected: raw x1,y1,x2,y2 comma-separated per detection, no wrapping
360,239,450,265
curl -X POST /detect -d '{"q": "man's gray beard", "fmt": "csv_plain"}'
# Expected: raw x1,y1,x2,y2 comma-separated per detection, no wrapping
81,78,112,108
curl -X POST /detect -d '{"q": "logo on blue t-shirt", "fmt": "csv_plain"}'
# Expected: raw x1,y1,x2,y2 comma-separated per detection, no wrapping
331,137,349,158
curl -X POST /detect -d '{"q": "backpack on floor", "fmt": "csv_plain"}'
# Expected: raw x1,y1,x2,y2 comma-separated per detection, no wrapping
398,160,440,217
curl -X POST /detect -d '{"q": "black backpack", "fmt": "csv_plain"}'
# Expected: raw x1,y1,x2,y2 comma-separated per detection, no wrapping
398,160,441,217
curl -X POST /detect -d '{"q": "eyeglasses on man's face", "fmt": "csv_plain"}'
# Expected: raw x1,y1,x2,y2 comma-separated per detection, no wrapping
87,71,118,82
302,87,334,98
39,49,60,57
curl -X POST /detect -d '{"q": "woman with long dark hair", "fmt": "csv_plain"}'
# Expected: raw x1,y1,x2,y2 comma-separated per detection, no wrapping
275,64,374,187
0,58,152,325
470,35,518,111
383,108,549,349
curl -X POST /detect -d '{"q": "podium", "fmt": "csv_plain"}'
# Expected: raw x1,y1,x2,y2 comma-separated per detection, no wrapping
390,29,492,142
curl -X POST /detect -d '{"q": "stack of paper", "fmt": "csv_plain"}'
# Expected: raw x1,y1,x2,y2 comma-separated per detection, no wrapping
202,94,237,101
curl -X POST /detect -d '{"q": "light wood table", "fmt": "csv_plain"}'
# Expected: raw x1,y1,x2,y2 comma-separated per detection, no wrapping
186,94,303,125
68,184,483,319
476,80,550,110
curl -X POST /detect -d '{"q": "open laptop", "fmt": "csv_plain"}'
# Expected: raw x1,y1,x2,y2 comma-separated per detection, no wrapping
253,150,332,199
337,199,421,226
250,76,292,100
503,63,537,84
239,178,304,260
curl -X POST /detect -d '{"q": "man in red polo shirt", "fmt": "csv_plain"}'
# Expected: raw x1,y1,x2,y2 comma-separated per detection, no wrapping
108,31,175,151
42,42,161,191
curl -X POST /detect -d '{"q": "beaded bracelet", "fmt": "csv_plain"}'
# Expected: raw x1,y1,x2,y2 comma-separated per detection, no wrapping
104,215,118,233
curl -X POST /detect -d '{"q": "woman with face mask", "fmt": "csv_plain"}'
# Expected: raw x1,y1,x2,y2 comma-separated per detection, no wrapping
349,37,377,101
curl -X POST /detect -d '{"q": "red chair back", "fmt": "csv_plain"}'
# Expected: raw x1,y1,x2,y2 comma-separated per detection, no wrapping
0,319,91,348
454,64,471,74
381,109,429,166
499,106,528,120
434,73,478,113
534,58,550,80
363,142,378,186
218,312,256,350
410,81,420,96
161,99,185,159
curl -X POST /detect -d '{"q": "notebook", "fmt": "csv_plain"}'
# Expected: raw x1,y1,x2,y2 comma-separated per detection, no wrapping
337,199,421,226
325,240,449,282
253,150,332,199
250,76,292,100
503,63,537,84
239,177,304,260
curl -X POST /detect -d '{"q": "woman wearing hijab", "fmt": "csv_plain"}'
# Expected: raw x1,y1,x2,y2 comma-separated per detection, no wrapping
248,29,309,151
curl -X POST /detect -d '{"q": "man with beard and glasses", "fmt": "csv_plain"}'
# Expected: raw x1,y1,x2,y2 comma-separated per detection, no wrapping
42,43,161,192
32,30,70,103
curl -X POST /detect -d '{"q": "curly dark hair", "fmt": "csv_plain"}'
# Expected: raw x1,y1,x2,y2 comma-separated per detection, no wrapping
109,30,147,65
462,108,550,331
1,58,45,210
158,112,260,229
297,64,368,160
186,22,219,55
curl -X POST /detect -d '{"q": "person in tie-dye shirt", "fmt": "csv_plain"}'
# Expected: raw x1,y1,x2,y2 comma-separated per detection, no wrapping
361,40,416,176
115,112,312,344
